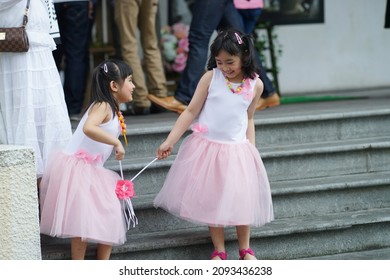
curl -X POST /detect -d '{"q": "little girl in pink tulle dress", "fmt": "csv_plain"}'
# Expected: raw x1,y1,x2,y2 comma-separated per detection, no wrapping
154,29,274,260
40,59,135,260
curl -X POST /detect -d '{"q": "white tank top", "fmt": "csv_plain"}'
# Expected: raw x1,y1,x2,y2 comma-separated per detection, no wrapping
64,105,120,165
196,68,257,142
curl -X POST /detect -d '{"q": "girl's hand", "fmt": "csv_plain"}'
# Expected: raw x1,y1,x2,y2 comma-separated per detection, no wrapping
114,141,125,160
157,142,173,160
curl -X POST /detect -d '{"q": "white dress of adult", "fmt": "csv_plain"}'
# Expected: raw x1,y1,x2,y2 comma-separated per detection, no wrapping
0,0,72,177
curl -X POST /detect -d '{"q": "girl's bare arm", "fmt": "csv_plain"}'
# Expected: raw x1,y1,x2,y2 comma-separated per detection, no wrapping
157,71,213,159
83,102,125,160
246,78,263,145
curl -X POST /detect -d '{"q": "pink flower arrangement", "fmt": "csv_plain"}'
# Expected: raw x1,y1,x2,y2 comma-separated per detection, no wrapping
115,180,135,200
160,22,190,73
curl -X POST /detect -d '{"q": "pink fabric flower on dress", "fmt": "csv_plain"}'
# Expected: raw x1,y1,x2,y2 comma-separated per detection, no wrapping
75,150,102,164
192,123,208,133
115,180,135,200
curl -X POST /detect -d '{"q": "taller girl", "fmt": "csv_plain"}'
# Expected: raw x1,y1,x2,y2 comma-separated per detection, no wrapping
154,29,274,260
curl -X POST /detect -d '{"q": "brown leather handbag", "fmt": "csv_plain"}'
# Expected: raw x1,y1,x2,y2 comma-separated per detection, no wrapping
0,0,30,53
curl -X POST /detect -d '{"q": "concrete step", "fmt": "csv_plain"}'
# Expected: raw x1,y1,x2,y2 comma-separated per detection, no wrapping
262,136,390,181
47,91,390,260
104,136,390,195
302,247,390,260
68,170,388,235
272,171,390,217
41,207,390,260
108,95,390,160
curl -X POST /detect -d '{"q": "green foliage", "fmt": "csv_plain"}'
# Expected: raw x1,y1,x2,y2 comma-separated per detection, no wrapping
253,22,283,93
253,22,283,72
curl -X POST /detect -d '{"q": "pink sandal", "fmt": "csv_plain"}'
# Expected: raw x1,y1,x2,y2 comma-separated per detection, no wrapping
239,248,255,260
210,250,227,260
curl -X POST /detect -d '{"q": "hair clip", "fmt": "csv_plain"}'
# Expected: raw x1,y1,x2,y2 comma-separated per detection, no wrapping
103,63,108,73
235,32,243,45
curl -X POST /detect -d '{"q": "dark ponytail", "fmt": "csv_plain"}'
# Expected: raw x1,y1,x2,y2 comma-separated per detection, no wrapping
90,59,133,115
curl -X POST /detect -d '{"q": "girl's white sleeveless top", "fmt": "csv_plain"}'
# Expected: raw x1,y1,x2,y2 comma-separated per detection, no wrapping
64,108,120,165
197,68,258,142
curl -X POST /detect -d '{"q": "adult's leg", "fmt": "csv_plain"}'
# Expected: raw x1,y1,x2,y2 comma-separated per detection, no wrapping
109,2,122,59
209,226,226,260
218,0,244,31
237,9,262,34
385,0,390,28
257,55,277,98
52,4,65,72
148,0,228,112
236,225,257,260
115,0,149,109
256,59,280,110
57,2,90,115
139,0,167,100
96,243,112,260
71,237,88,260
148,0,246,112
174,0,228,104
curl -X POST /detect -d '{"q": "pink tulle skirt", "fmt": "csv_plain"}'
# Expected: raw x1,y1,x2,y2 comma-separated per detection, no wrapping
154,134,274,227
39,151,126,246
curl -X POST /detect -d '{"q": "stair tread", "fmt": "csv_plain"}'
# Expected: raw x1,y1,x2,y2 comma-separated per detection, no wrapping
105,135,390,170
52,91,390,260
119,93,390,135
130,170,390,209
261,135,390,156
302,247,390,260
41,207,390,259
271,170,390,194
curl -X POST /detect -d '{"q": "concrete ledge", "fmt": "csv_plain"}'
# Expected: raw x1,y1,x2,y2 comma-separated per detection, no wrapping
42,207,390,260
0,145,41,260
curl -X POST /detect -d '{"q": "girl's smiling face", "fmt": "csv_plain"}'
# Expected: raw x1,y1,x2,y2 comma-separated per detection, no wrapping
215,50,243,82
115,75,135,103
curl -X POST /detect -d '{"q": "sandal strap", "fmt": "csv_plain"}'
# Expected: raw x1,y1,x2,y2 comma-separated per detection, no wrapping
239,248,255,259
210,250,227,260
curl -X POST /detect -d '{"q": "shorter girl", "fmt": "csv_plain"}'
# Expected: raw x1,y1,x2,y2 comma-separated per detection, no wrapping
40,59,135,260
154,29,274,260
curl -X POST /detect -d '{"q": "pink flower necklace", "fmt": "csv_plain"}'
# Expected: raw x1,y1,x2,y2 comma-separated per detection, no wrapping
117,111,128,146
225,76,246,94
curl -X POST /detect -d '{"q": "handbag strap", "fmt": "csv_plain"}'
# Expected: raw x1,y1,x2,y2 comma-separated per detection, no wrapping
22,0,31,27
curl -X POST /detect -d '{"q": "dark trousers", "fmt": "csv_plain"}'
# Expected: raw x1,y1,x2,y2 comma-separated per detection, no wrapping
385,0,390,28
237,8,262,34
53,1,90,115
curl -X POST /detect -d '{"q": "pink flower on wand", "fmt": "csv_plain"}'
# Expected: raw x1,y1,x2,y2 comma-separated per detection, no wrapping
115,180,135,200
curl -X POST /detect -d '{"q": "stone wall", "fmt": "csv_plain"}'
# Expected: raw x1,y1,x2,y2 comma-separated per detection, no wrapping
0,145,41,260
